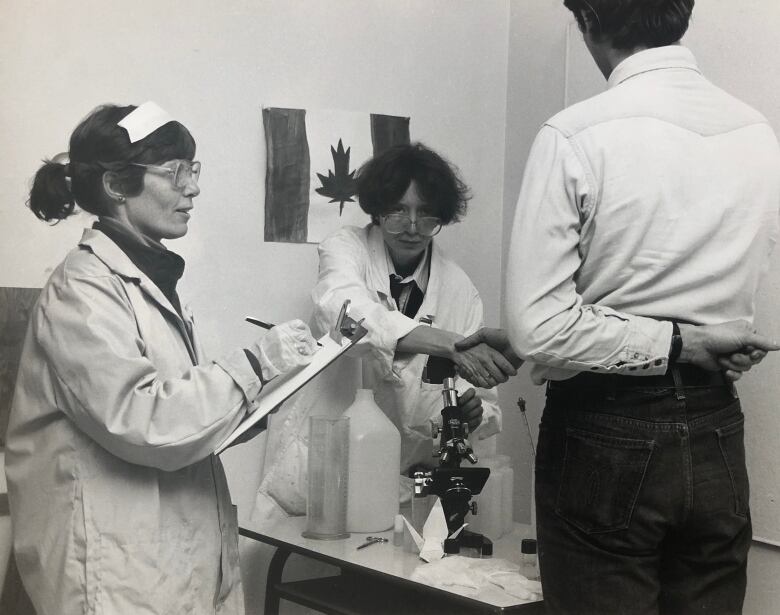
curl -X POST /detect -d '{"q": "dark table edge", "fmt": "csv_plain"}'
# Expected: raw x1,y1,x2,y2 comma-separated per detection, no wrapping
239,526,542,614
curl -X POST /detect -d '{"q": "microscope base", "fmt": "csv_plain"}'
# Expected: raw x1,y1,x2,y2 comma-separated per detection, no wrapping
444,529,493,557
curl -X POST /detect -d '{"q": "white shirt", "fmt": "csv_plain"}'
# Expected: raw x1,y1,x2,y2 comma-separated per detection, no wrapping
505,46,780,383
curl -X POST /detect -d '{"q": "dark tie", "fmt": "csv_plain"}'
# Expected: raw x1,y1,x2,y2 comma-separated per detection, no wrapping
389,274,424,318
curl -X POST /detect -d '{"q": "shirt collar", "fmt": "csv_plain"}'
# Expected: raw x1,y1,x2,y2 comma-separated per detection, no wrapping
383,234,431,294
607,45,700,89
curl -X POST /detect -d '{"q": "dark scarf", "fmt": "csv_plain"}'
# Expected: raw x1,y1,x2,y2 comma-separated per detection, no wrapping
93,218,185,317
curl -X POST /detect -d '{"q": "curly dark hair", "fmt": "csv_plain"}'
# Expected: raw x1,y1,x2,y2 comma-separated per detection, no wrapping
355,142,471,226
28,104,196,222
563,0,694,50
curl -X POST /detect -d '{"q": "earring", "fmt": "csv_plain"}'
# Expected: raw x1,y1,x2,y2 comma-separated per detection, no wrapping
117,195,126,203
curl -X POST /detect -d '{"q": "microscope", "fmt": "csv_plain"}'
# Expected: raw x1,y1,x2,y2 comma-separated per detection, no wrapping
412,356,493,556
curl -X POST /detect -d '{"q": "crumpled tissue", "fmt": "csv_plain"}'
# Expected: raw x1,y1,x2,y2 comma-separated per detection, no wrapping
410,556,543,601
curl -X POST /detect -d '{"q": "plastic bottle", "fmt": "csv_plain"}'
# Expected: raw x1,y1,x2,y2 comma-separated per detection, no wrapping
468,456,504,540
343,389,401,532
521,538,540,580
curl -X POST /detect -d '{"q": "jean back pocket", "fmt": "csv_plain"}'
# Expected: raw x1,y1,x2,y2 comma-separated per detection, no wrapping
716,417,749,517
556,427,654,534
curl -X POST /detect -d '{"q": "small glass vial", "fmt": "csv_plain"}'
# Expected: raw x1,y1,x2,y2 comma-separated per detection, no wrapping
521,538,540,580
393,514,404,547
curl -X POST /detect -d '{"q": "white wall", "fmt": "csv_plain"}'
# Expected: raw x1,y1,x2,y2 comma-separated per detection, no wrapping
0,1,511,612
499,0,575,528
503,1,780,613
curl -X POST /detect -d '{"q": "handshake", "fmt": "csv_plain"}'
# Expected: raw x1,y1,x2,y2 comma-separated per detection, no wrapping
450,320,780,388
450,328,522,389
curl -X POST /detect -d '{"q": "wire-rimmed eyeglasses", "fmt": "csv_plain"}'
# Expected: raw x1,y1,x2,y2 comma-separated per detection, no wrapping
380,213,443,237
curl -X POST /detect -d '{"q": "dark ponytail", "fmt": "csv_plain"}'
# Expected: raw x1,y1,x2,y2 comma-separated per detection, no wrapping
28,159,76,222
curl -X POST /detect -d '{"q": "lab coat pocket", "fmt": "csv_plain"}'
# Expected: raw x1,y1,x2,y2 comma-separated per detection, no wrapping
413,381,443,437
95,530,195,614
555,427,654,534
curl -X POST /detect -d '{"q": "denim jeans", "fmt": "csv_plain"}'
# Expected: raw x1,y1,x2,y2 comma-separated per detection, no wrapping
535,379,751,615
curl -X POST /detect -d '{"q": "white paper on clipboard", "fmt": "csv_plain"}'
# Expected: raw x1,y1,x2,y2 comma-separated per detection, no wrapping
215,332,356,454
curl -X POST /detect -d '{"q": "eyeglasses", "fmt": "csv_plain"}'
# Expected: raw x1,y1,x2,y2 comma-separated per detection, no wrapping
380,213,443,237
130,160,201,189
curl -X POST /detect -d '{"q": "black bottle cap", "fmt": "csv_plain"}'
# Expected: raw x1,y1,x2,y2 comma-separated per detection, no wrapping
521,538,537,554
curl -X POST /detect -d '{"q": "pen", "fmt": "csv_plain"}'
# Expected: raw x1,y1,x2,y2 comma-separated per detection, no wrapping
245,317,274,330
245,317,323,346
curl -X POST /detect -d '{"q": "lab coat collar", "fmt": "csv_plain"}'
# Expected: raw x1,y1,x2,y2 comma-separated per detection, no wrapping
364,223,441,319
80,227,198,363
79,228,193,324
608,45,700,89
365,224,393,296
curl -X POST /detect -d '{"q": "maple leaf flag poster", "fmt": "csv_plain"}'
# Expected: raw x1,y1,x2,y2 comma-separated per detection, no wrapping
263,107,410,243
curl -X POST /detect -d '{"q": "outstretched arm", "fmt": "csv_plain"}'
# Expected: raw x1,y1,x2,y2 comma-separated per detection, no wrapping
456,322,778,382
314,229,518,387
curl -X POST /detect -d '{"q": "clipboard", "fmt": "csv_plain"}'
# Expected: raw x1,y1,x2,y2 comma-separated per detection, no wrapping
215,301,366,454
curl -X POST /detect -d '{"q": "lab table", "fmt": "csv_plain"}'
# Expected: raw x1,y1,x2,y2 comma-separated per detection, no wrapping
239,516,544,615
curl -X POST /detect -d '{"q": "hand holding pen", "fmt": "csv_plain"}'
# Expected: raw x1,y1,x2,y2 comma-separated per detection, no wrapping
246,317,322,348
248,318,319,379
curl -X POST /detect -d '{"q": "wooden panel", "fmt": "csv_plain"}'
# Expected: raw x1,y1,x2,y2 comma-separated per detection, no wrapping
0,288,41,447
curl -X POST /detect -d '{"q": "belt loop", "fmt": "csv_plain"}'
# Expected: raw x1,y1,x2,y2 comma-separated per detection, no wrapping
605,375,616,401
671,365,686,401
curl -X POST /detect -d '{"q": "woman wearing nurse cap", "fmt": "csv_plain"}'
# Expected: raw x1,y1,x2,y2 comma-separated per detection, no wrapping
4,101,316,614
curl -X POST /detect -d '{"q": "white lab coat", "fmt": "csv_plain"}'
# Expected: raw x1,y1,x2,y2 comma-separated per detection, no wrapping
5,228,260,614
253,225,501,518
